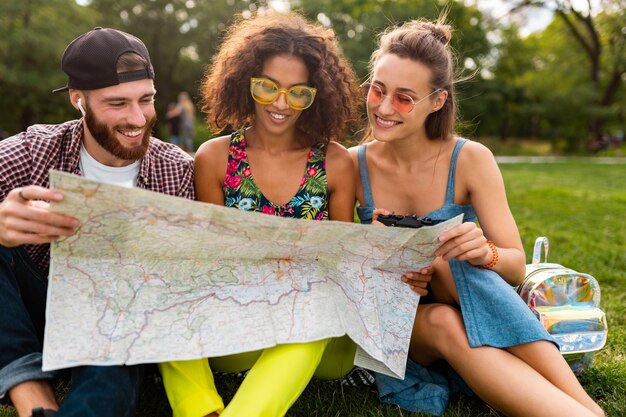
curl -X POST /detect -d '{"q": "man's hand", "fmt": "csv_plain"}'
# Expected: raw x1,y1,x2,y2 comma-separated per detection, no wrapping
0,186,79,247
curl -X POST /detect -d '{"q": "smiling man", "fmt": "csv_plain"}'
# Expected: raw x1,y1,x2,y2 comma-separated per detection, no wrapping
0,28,194,417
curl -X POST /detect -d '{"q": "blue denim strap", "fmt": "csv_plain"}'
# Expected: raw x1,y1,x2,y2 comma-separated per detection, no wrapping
444,139,468,205
357,145,375,208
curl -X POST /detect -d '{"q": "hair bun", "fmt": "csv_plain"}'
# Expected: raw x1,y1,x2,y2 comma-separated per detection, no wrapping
429,24,452,46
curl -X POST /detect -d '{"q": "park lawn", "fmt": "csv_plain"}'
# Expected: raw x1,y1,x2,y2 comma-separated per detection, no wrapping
1,160,624,417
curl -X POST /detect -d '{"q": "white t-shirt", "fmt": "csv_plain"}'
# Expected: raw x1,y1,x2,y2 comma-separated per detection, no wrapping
79,145,139,188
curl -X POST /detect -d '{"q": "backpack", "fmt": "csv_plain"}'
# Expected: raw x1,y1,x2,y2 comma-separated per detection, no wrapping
516,237,608,374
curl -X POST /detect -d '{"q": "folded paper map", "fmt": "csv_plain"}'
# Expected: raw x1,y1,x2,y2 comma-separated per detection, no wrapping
43,171,463,378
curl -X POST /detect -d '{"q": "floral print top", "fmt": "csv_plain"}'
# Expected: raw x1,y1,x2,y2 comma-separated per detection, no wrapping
223,129,329,220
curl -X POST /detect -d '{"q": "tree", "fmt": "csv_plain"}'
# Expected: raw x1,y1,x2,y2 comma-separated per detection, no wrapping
480,24,536,141
293,0,490,78
512,0,626,142
0,0,97,134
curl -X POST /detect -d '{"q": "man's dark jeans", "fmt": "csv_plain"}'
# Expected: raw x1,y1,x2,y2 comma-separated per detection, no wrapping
0,246,144,417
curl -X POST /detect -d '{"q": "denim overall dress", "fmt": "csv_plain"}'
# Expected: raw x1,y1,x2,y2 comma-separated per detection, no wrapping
356,140,555,415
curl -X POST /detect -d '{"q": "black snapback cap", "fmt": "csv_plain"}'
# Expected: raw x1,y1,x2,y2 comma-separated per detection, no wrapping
53,27,155,93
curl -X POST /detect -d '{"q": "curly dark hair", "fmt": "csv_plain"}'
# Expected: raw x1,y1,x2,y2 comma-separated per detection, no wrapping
200,11,360,146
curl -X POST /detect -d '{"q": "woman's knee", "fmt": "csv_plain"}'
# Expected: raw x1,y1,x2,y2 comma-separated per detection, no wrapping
210,350,262,373
315,336,356,379
414,304,469,355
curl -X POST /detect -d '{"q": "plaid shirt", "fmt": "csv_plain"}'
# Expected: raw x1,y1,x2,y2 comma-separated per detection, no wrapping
0,119,195,273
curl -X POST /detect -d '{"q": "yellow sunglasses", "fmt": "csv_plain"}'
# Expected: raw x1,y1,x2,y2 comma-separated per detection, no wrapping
250,77,317,111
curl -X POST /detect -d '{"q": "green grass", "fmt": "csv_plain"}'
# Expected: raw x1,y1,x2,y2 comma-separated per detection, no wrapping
2,160,624,417
500,161,626,417
474,137,555,156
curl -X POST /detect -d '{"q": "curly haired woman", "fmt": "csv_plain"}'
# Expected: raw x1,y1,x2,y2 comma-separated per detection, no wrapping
158,11,361,417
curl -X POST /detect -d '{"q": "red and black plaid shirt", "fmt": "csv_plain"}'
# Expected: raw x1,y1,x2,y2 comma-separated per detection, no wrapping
0,119,195,273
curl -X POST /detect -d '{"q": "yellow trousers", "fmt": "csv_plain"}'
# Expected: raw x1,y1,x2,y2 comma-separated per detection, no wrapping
159,336,356,417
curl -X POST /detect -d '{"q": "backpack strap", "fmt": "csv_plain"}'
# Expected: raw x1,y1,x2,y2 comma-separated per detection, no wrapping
532,237,549,264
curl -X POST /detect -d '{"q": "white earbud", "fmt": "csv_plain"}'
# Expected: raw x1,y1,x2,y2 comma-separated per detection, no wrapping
77,98,86,116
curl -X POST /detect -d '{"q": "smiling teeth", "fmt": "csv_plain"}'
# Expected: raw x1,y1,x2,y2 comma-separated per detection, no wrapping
270,112,286,120
376,116,399,127
120,129,142,137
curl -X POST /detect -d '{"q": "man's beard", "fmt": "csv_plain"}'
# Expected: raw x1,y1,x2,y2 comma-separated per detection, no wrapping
84,106,156,161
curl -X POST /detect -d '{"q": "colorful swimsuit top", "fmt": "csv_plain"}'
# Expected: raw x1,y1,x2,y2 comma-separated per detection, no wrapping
223,129,329,220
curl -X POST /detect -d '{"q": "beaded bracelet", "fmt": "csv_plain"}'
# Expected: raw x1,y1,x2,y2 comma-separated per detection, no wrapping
475,239,499,269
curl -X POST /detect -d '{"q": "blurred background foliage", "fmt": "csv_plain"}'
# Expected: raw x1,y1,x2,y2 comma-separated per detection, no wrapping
0,0,624,154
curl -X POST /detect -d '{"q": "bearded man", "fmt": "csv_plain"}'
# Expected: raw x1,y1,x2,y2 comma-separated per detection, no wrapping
0,27,195,417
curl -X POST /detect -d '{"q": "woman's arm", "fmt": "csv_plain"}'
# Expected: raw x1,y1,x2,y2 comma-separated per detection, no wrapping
435,141,526,286
326,141,356,222
194,135,230,205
